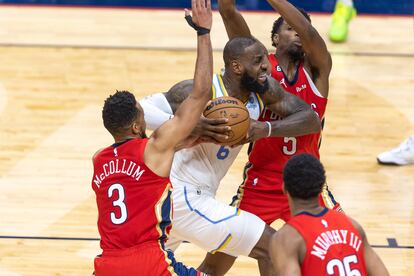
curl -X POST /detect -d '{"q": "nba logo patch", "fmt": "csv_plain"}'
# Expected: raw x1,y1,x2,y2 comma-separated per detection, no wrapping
114,148,118,157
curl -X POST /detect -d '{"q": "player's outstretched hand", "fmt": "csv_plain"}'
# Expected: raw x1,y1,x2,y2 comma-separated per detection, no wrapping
188,0,212,30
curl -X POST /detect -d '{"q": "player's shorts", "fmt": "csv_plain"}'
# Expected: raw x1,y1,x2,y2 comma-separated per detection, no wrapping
231,166,342,225
165,178,266,257
94,240,202,276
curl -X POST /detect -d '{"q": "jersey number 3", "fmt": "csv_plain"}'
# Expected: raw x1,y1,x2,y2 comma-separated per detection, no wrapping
108,183,128,225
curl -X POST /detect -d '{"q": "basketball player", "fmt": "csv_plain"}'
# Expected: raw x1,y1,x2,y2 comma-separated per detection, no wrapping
271,153,389,276
219,0,341,224
139,36,321,275
92,1,213,274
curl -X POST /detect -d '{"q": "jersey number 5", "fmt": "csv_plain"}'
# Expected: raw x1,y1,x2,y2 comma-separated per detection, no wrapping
108,183,128,225
283,137,297,155
326,255,361,276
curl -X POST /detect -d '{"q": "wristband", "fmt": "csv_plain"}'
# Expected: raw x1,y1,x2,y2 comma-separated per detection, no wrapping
185,15,210,36
265,121,272,137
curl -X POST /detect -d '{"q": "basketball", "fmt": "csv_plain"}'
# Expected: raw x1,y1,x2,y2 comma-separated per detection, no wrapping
203,96,250,146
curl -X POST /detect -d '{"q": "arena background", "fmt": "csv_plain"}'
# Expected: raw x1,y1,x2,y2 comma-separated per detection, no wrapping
0,0,413,275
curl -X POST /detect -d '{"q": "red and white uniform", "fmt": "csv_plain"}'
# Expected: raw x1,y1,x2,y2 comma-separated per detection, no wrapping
288,209,367,276
92,138,201,276
232,55,340,224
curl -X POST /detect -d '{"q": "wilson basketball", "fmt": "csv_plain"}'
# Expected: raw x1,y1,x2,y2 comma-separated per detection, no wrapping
204,96,250,146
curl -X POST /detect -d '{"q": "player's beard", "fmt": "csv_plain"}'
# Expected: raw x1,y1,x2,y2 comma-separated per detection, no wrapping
287,46,304,61
241,72,269,94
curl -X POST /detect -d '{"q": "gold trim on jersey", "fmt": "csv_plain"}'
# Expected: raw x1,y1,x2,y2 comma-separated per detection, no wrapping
212,83,217,99
217,74,229,96
320,183,335,209
154,183,177,276
231,162,253,208
255,93,264,114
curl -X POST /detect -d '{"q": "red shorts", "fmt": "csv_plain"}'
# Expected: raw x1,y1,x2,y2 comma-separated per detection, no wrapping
231,167,342,225
94,241,201,276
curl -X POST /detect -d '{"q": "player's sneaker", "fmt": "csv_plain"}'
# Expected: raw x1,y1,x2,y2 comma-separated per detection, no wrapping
329,2,356,43
377,136,414,165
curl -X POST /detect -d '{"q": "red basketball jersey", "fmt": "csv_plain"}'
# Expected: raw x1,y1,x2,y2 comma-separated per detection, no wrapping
248,54,327,174
92,138,172,250
288,209,367,276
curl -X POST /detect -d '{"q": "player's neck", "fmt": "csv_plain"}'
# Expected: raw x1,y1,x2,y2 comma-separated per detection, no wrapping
290,198,324,216
222,73,250,103
275,51,302,79
113,134,143,143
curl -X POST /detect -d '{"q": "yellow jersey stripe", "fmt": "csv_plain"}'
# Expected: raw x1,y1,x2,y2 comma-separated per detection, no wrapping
210,234,233,254
255,93,264,114
218,74,229,96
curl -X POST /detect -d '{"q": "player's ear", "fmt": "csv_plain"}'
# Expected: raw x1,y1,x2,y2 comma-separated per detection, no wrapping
131,122,140,134
231,60,242,75
272,33,279,47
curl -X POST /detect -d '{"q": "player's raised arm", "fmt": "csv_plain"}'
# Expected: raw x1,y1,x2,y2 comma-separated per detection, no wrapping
218,0,252,39
267,0,332,87
144,0,213,177
244,77,320,143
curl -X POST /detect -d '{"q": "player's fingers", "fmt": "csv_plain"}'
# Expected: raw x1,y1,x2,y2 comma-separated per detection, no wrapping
184,8,190,17
206,0,211,11
205,124,231,133
204,117,229,125
204,131,229,141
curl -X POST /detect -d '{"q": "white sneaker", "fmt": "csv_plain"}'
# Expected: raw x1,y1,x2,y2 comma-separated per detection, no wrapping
377,135,414,165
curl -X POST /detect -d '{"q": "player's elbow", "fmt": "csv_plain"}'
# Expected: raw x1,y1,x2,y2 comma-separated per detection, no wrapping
308,110,322,133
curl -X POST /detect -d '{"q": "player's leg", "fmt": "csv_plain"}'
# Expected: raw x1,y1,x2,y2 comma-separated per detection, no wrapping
329,0,356,42
170,181,272,275
197,220,276,276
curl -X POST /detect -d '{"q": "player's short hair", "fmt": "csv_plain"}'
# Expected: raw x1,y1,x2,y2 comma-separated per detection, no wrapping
223,36,259,67
271,8,311,47
102,90,139,135
283,153,325,199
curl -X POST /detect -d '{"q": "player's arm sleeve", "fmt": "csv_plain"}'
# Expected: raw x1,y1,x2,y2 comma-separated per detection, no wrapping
139,93,174,130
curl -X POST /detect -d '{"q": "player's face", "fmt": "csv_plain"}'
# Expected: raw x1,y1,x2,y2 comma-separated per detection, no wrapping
276,22,304,59
240,42,270,93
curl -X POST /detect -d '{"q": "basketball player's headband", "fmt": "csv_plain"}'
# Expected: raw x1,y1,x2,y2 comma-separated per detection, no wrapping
185,15,210,36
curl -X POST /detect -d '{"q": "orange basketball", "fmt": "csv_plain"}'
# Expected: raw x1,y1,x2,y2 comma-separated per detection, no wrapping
203,96,250,146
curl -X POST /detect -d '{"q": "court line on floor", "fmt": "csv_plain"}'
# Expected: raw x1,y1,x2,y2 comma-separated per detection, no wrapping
0,43,412,58
0,235,413,249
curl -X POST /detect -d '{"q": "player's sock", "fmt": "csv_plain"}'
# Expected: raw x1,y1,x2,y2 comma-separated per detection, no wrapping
329,0,357,43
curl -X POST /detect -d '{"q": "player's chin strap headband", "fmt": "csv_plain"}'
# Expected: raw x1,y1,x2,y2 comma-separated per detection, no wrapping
185,15,210,36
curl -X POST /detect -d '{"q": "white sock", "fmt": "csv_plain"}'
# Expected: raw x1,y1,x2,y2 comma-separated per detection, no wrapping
337,0,354,7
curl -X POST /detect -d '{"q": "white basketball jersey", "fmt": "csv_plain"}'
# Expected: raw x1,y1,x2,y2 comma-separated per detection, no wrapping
170,74,264,195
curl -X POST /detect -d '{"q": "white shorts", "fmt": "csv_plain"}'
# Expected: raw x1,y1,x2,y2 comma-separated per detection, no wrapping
166,183,265,257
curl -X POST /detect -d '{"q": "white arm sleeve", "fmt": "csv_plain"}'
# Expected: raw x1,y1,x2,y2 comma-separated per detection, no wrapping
139,93,174,130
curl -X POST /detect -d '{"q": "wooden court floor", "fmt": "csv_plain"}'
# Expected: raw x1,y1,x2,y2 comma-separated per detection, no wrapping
0,5,413,276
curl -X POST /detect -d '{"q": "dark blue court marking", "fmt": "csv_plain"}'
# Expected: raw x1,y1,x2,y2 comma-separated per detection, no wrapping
0,235,413,249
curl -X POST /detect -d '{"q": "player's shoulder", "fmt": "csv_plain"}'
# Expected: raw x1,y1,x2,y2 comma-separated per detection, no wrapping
92,148,105,162
272,223,304,247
